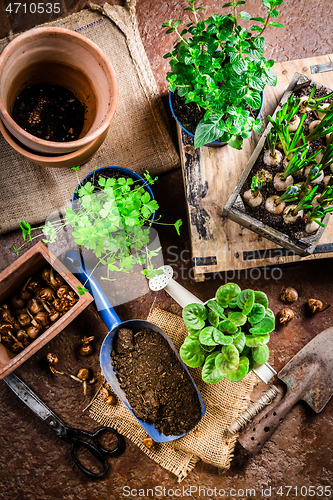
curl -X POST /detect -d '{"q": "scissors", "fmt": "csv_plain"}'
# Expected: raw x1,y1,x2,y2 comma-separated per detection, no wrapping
4,373,125,479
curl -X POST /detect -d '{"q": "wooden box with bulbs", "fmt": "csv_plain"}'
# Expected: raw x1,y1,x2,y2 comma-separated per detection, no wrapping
0,242,93,379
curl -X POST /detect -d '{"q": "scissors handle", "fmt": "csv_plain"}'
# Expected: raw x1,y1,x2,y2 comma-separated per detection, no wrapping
63,426,125,479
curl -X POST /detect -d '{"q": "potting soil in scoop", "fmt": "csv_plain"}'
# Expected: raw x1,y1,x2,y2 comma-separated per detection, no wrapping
111,327,202,436
12,83,85,142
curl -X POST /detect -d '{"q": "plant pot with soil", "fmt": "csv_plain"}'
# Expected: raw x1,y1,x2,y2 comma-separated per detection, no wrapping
0,27,118,159
162,0,284,149
0,242,93,379
16,166,182,293
223,73,333,256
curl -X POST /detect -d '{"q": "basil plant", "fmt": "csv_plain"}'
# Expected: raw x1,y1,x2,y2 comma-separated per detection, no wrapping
180,284,275,383
163,0,284,149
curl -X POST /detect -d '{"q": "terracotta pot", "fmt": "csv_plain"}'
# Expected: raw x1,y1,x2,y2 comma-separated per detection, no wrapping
0,27,118,155
0,118,108,168
0,242,93,379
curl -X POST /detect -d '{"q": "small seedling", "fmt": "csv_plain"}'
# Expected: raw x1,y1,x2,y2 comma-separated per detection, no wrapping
275,185,300,204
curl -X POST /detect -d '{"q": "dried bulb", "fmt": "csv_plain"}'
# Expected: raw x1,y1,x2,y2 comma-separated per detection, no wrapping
308,298,323,314
142,437,154,450
280,287,298,303
278,308,295,325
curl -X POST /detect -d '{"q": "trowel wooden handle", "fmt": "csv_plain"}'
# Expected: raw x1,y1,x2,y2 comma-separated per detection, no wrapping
238,388,301,454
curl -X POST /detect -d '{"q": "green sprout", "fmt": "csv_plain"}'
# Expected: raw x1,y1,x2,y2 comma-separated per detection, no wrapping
302,164,324,191
251,176,264,197
306,204,333,227
268,109,306,160
318,183,333,206
275,185,300,205
266,129,277,157
320,143,333,170
301,86,333,113
305,111,333,142
292,186,318,216
280,150,307,180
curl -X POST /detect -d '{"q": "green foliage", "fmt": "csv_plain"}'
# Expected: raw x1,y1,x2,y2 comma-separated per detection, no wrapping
163,0,284,148
16,171,182,288
251,176,264,196
180,283,275,383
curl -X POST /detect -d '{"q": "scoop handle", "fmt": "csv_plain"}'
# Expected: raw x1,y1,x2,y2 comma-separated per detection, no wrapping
64,250,121,331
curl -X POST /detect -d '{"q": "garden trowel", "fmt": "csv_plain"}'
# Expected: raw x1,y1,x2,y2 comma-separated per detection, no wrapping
238,327,333,453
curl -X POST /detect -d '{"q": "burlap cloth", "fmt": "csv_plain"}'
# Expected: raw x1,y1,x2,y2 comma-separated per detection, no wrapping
0,2,179,235
89,307,256,481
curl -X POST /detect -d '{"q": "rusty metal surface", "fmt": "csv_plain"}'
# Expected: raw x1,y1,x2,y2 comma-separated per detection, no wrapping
0,0,333,498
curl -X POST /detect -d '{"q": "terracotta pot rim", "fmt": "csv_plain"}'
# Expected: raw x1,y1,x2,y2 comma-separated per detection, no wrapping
0,117,107,167
0,27,118,151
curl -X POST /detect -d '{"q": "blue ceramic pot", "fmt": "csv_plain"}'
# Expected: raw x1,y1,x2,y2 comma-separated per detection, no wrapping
169,90,264,148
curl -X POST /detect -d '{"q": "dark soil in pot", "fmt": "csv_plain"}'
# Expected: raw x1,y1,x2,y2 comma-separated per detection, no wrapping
171,91,260,137
11,83,85,142
239,83,332,242
111,327,202,436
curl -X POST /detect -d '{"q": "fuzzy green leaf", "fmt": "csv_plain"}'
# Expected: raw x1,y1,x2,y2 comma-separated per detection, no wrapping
226,356,249,382
207,300,225,317
202,353,226,383
252,345,270,364
213,329,235,345
249,317,275,335
248,303,266,325
215,345,240,374
228,312,247,326
180,335,206,368
245,333,270,347
218,319,238,335
199,327,219,346
232,332,246,353
254,291,269,309
182,303,208,330
216,283,241,308
237,289,255,315
208,310,219,328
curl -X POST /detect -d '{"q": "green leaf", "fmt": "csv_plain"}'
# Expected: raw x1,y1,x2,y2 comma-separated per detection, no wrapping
246,90,262,109
245,333,270,347
199,327,219,346
265,308,275,320
20,219,32,242
182,303,208,330
226,356,249,382
13,245,19,256
194,116,224,149
228,312,247,326
252,345,270,364
237,289,255,315
208,310,219,328
218,319,238,335
249,317,275,334
216,345,240,374
248,303,266,325
254,291,269,309
250,16,265,22
239,11,251,20
213,329,235,345
216,283,241,308
180,335,206,368
77,285,89,295
269,21,284,28
207,300,225,317
202,353,226,383
227,135,243,150
232,332,246,353
175,219,182,235
71,166,80,171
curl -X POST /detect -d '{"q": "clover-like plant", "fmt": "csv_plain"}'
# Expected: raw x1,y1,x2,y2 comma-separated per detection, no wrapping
163,0,284,149
180,284,274,383
14,169,182,292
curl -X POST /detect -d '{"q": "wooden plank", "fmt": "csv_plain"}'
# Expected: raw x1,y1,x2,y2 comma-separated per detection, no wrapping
178,54,333,278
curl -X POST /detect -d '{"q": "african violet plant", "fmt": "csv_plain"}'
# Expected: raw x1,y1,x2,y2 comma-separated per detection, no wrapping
180,283,274,383
162,0,284,149
15,169,182,293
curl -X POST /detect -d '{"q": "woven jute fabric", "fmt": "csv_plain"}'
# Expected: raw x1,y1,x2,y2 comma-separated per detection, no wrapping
0,2,179,235
89,307,257,481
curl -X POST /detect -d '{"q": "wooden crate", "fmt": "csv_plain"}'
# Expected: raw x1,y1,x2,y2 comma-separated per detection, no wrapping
178,54,333,280
0,242,93,379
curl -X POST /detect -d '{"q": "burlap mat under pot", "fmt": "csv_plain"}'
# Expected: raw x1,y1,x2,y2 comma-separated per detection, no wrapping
0,2,179,235
89,307,257,481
